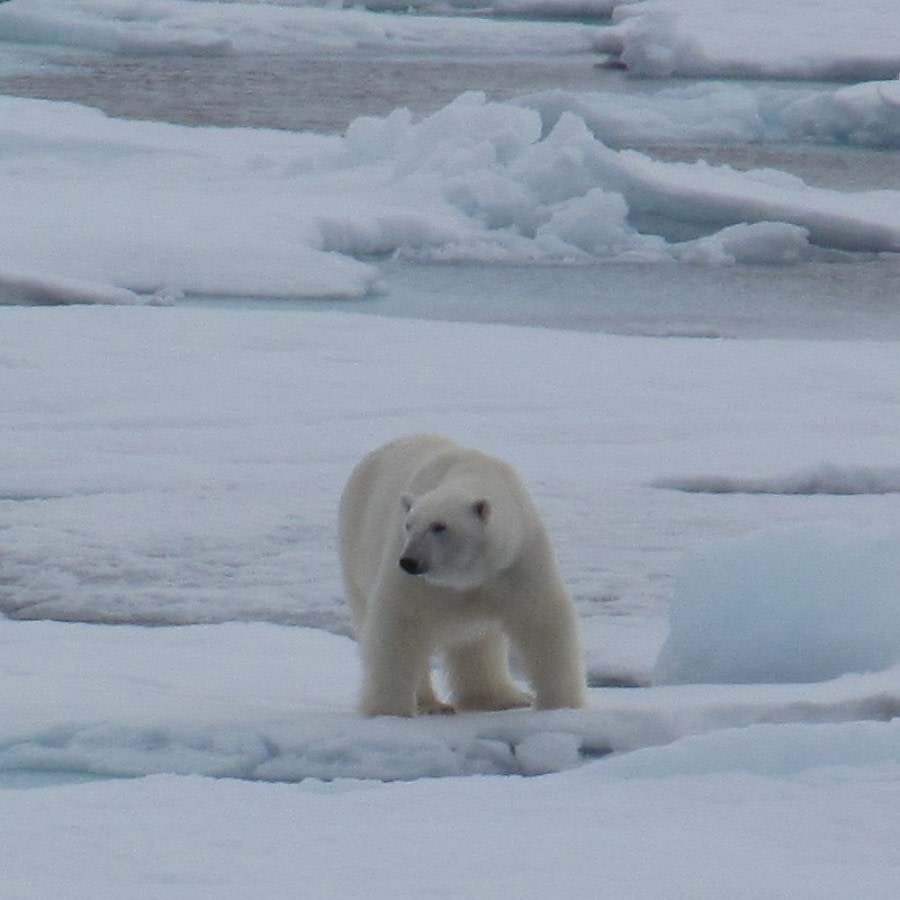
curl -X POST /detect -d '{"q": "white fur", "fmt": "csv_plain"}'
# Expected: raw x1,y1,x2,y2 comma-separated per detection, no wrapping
339,434,587,717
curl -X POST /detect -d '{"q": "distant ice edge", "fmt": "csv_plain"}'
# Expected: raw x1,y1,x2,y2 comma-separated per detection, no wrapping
653,464,900,496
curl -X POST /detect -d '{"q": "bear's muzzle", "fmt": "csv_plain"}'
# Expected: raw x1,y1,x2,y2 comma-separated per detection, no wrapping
399,556,427,576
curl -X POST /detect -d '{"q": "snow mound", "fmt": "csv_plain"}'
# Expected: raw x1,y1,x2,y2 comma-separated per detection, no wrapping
672,222,812,265
654,463,900,495
655,524,900,685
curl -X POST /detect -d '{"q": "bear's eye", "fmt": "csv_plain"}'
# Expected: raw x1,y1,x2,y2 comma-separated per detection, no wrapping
430,522,447,535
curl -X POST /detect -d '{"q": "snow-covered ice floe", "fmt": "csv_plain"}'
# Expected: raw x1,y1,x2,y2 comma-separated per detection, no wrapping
2,0,898,302
4,307,900,631
0,0,598,57
598,0,900,81
2,307,900,895
3,0,899,81
0,90,898,302
2,306,900,787
520,80,900,150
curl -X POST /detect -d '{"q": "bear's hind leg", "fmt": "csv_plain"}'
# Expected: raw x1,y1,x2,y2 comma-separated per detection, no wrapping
445,633,532,711
416,674,455,715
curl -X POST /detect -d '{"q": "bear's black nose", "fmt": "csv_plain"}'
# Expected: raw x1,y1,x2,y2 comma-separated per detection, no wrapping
399,556,422,575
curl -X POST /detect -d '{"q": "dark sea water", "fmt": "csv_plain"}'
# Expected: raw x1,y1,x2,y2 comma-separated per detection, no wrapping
0,53,609,132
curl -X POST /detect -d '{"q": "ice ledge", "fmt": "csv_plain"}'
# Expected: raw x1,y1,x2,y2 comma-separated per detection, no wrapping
3,674,898,783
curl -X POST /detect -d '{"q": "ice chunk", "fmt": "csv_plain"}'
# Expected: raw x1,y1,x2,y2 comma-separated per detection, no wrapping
655,524,900,685
673,222,812,265
782,80,900,149
0,269,143,306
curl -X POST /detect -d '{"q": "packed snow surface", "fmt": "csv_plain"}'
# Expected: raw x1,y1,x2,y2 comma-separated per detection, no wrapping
2,198,899,900
2,303,900,895
5,308,900,633
3,308,900,781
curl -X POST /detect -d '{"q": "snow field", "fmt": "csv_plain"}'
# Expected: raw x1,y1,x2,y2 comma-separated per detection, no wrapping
4,759,897,900
1,0,900,893
4,307,900,636
1,610,899,900
3,307,900,789
1,188,899,900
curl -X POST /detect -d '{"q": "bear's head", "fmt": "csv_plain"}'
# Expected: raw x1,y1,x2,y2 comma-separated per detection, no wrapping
398,489,493,591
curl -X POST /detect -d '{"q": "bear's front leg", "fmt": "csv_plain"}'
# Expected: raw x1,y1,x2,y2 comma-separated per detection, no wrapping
359,605,431,717
508,600,587,711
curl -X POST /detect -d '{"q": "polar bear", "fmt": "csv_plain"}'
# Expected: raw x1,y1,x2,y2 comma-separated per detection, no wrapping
339,434,587,717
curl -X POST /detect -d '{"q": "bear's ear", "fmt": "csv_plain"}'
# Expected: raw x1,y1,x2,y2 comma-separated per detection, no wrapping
472,499,491,522
401,493,414,513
